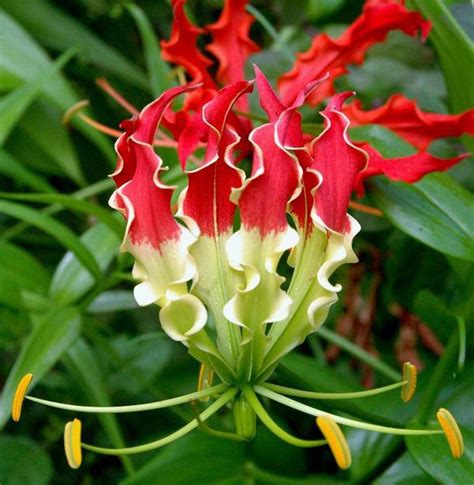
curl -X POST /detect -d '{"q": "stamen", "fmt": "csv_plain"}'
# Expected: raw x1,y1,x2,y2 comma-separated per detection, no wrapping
316,416,352,470
25,383,228,413
254,385,443,436
437,408,464,459
401,361,417,402
12,373,33,422
78,114,123,138
242,386,326,448
62,100,90,125
197,364,214,402
262,381,405,400
64,418,82,469
96,78,139,115
348,200,383,217
80,387,238,456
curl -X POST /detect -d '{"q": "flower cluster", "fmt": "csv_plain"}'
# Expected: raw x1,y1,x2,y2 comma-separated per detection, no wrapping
12,0,471,470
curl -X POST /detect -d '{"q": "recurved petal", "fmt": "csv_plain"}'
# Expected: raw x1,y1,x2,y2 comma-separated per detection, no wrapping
354,143,468,195
159,294,208,341
277,0,430,105
160,0,215,86
343,94,474,151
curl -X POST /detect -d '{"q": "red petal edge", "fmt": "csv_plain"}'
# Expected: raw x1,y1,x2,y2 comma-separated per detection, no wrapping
310,93,368,233
277,0,430,106
181,80,254,237
110,84,200,248
355,143,469,195
344,94,474,150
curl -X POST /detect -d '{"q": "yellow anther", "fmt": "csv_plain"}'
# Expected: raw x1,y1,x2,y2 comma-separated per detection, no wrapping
316,416,352,470
401,361,417,402
64,418,83,469
437,408,464,459
197,364,214,402
12,373,33,422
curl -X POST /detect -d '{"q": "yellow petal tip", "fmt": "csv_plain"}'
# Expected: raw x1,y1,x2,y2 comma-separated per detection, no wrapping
12,373,33,422
317,416,352,470
64,418,83,469
401,362,417,402
437,408,464,459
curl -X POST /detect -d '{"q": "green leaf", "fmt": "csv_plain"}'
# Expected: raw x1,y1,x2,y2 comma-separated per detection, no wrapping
126,3,171,96
0,200,101,280
408,0,474,153
0,192,124,238
0,240,50,292
0,435,53,485
88,290,138,313
370,173,474,262
0,11,115,165
2,0,148,90
49,222,120,305
350,125,415,157
121,433,247,485
0,49,75,146
0,306,81,427
16,100,84,185
110,333,173,395
406,429,474,484
0,150,56,193
62,339,135,475
374,451,436,485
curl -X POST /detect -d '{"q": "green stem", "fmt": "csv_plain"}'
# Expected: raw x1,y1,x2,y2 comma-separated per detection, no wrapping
261,381,405,400
242,386,326,448
26,383,228,413
457,316,466,372
315,327,402,382
81,387,238,455
254,386,442,436
413,329,459,423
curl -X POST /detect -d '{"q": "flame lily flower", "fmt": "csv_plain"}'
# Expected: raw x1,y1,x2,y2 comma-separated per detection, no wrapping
12,0,470,471
13,69,465,468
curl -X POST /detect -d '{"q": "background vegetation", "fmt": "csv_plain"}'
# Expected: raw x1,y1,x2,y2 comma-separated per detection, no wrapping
0,0,472,483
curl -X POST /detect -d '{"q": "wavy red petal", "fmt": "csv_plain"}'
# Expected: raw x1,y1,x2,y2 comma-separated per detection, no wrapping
311,93,368,233
355,143,468,195
344,94,474,150
206,0,260,88
112,85,198,248
182,81,254,236
237,72,306,235
277,0,430,106
161,0,216,87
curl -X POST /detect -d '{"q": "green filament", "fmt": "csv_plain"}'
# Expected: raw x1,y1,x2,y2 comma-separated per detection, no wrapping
26,383,228,413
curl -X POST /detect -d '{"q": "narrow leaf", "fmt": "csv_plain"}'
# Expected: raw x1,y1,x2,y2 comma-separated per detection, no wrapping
0,192,124,238
0,49,75,146
126,3,171,95
49,223,120,306
0,200,101,279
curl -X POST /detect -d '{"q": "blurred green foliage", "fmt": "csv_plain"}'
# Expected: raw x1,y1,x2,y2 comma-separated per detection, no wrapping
0,0,472,483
